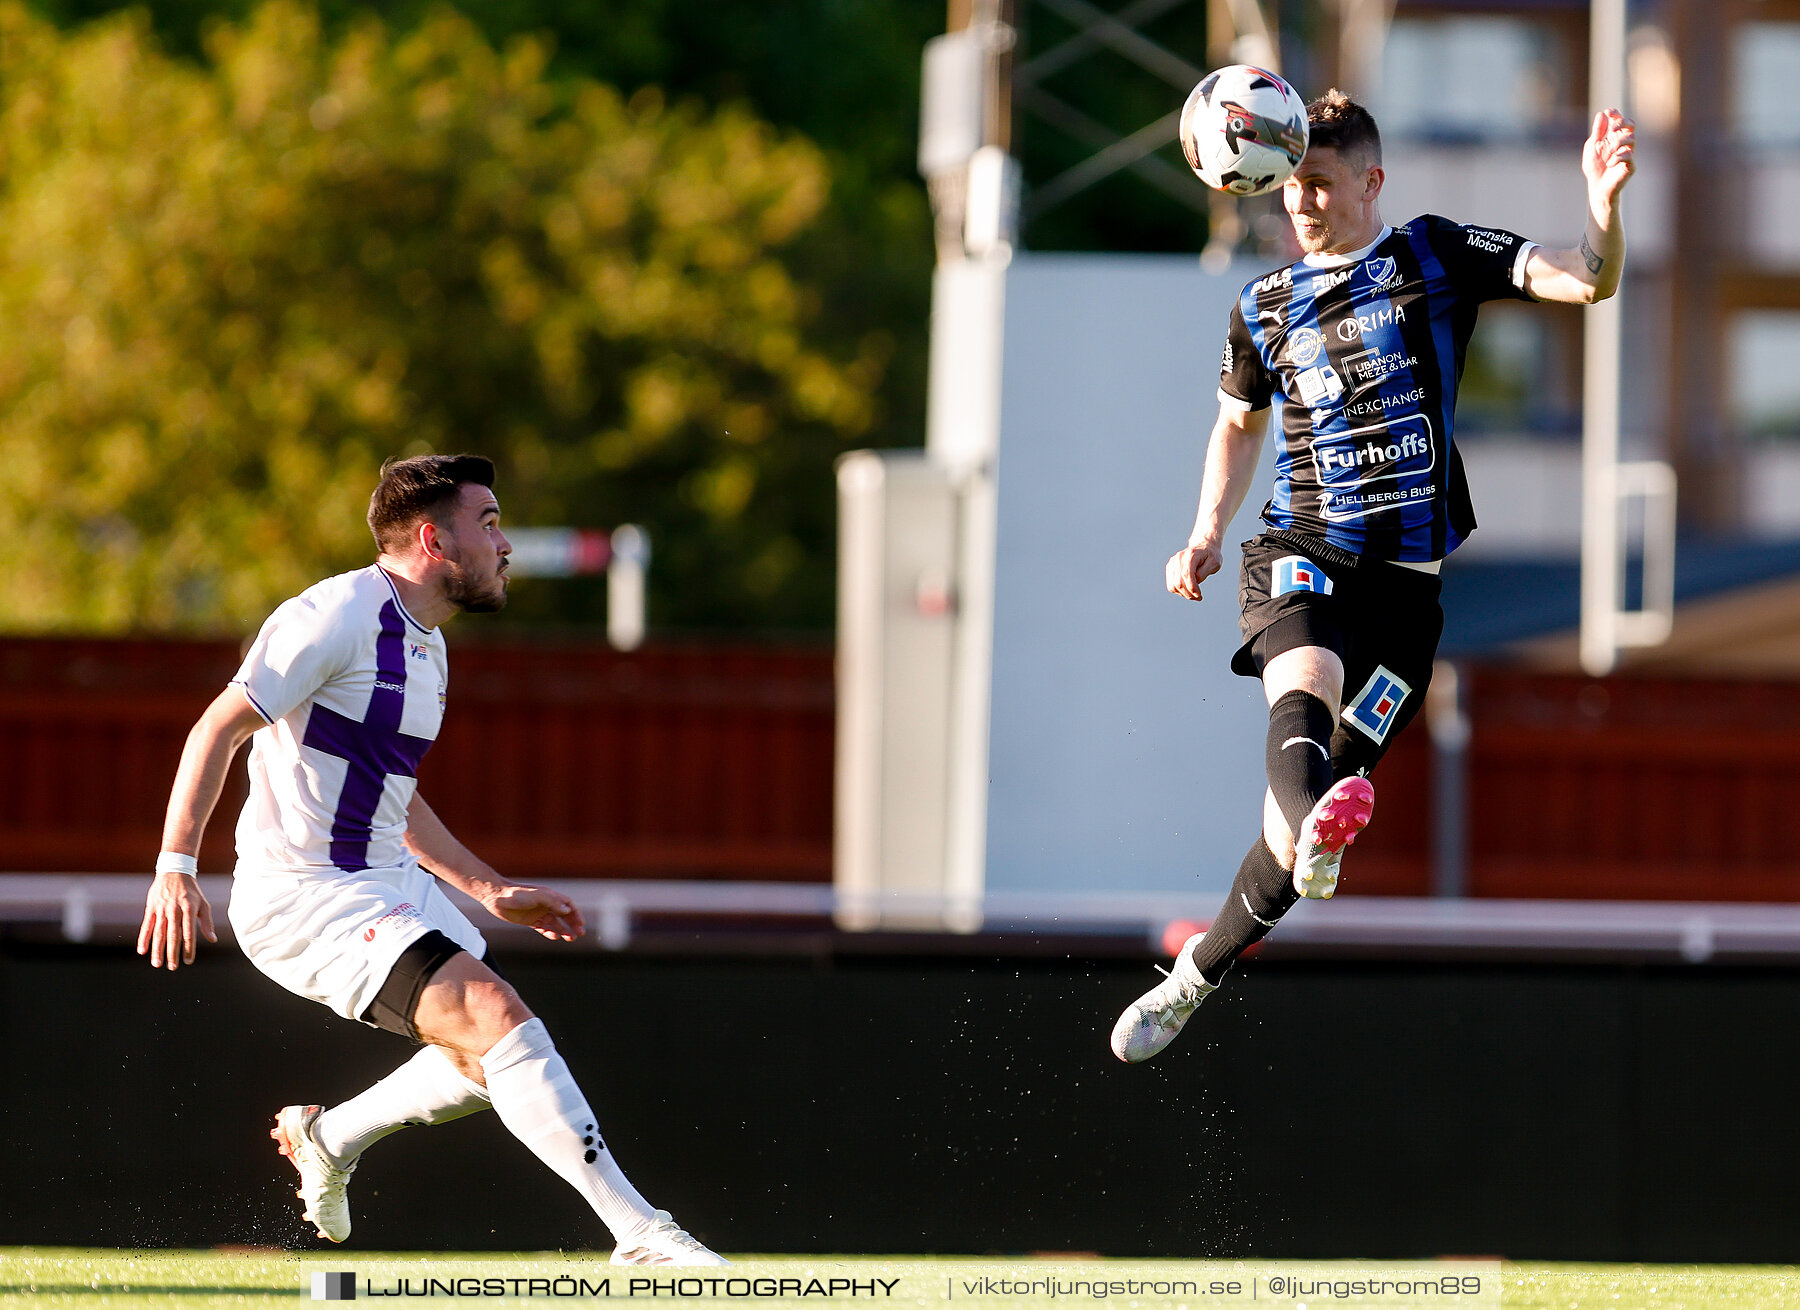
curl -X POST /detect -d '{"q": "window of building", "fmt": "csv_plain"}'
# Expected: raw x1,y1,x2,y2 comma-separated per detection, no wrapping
1375,16,1572,143
1735,23,1800,148
1731,311,1800,438
1458,303,1580,437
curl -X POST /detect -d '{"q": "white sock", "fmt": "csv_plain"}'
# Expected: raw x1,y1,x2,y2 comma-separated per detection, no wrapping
314,1044,491,1165
480,1017,658,1243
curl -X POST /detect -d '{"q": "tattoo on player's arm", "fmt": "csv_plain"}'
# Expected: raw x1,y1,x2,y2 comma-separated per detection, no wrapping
1580,235,1604,276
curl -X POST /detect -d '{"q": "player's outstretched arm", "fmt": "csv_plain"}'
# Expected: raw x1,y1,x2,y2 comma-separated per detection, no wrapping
138,687,266,969
1524,109,1636,305
1168,404,1270,601
404,793,586,942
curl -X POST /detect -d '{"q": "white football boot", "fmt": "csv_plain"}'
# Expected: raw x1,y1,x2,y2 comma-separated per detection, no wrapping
1292,776,1375,900
610,1211,730,1266
1110,932,1217,1063
272,1104,356,1243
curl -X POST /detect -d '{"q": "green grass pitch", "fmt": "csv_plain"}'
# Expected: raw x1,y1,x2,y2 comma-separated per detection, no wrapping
3,1250,1798,1310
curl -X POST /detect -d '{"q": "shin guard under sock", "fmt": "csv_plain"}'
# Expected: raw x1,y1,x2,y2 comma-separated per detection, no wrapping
314,1043,491,1166
480,1018,658,1244
1266,689,1336,838
1190,837,1300,985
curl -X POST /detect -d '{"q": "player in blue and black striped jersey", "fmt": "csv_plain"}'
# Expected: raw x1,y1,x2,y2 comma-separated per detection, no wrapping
1113,89,1637,1063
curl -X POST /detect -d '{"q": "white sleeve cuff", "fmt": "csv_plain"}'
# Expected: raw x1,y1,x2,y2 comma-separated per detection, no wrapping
1511,241,1539,291
1216,388,1266,413
232,679,275,725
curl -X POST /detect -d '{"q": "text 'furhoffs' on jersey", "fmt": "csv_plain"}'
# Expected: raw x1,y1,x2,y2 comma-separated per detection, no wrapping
1218,215,1537,562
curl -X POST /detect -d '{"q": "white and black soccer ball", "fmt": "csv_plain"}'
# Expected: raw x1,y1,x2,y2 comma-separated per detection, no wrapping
1179,65,1310,197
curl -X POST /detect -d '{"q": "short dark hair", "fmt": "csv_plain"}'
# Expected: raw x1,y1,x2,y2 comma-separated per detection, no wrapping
367,453,496,554
1306,89,1381,166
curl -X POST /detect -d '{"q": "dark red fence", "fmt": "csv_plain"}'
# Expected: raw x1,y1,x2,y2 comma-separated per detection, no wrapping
425,644,833,880
1331,713,1431,896
0,639,245,874
0,637,833,881
1349,668,1800,902
1,639,1797,899
1462,671,1800,901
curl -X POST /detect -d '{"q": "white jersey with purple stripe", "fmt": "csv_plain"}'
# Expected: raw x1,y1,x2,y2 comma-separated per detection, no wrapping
232,565,447,875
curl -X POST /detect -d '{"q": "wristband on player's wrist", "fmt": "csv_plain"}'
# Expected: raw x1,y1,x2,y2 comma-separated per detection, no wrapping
154,852,198,878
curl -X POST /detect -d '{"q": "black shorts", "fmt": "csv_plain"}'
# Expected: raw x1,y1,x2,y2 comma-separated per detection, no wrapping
360,931,506,1040
1232,532,1444,779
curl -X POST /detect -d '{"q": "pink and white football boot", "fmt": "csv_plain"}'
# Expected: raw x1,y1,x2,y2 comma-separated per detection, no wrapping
1292,776,1375,899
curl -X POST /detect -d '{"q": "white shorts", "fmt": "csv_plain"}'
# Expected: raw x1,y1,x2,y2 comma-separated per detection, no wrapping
228,861,490,1024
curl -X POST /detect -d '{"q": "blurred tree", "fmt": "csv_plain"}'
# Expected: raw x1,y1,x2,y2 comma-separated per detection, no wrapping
0,0,889,632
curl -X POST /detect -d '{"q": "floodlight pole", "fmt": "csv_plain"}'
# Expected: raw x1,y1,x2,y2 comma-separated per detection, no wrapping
923,1,1018,934
1580,0,1676,675
833,0,1016,932
1579,0,1627,677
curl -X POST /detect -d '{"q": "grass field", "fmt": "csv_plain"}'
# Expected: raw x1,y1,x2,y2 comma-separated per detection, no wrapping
2,1249,1797,1310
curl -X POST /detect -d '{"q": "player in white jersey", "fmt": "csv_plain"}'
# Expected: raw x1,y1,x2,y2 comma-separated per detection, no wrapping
137,454,724,1265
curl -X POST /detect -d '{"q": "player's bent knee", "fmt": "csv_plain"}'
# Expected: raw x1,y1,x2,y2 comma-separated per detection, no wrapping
444,984,533,1059
454,974,534,1045
470,978,534,1043
1261,645,1345,709
411,949,535,1056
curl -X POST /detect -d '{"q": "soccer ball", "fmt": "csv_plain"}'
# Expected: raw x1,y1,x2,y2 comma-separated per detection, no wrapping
1179,65,1309,197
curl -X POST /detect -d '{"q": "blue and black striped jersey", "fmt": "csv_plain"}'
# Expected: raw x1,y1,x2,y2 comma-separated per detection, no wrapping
1219,214,1537,561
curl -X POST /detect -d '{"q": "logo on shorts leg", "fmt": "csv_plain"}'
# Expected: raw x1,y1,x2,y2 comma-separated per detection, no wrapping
1273,556,1334,597
362,902,422,943
1343,666,1412,743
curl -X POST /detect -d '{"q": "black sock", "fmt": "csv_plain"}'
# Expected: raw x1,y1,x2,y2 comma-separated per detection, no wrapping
1190,837,1299,985
1265,689,1335,838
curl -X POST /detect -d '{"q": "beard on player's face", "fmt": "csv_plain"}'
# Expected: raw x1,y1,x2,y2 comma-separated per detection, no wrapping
1287,188,1339,251
1286,188,1330,251
442,540,508,613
